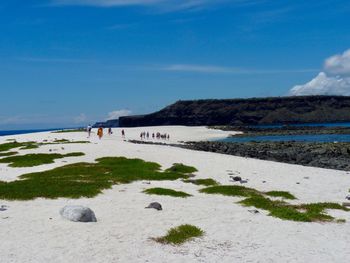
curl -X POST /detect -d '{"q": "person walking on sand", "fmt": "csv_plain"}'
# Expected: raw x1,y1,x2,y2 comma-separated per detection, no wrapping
97,127,103,140
108,127,112,135
121,129,125,138
87,124,92,138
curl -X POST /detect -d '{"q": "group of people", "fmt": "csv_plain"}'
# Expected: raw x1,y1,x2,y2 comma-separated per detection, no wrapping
140,131,170,140
87,125,117,140
86,125,170,141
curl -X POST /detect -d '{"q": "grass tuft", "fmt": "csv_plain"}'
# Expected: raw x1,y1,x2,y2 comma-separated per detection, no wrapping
265,191,296,200
0,151,18,157
143,187,192,198
183,178,219,186
199,185,258,197
0,152,85,167
154,224,204,245
165,163,198,174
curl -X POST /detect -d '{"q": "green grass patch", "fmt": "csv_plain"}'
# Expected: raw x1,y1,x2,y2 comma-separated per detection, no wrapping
154,224,204,245
183,178,219,186
143,187,192,198
200,185,349,222
199,185,258,197
0,141,39,152
0,140,89,153
52,129,85,133
51,139,90,144
0,151,18,157
0,152,85,167
265,191,296,200
165,163,197,174
0,157,194,200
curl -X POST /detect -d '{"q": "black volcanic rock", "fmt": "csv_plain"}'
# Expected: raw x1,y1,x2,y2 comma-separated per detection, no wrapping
118,96,350,127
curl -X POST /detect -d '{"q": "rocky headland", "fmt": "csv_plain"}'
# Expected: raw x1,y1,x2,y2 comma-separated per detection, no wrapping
119,96,350,127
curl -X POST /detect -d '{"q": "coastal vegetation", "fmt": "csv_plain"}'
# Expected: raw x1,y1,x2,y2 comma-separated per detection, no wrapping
165,163,198,174
154,224,204,245
0,140,90,153
0,151,18,157
52,129,85,133
0,158,195,200
0,141,39,152
0,152,85,167
265,191,296,200
183,178,219,186
143,188,192,198
200,185,348,222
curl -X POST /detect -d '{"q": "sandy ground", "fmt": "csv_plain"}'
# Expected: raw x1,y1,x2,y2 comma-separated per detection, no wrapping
0,126,349,263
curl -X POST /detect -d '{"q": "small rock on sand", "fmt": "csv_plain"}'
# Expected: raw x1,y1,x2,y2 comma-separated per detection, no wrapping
145,202,162,211
230,176,242,182
60,205,97,222
0,205,8,211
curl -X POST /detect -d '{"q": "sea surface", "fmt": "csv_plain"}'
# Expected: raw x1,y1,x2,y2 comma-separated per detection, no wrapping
221,122,350,143
0,128,68,137
251,122,350,128
221,134,350,143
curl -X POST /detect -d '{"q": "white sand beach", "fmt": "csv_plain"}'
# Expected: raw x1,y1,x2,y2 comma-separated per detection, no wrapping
0,126,349,263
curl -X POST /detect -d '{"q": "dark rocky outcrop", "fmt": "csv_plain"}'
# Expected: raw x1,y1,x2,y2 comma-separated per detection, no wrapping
119,96,350,127
183,141,350,171
127,139,350,171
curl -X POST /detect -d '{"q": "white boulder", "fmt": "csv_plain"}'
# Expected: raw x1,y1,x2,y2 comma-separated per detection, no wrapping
60,205,97,222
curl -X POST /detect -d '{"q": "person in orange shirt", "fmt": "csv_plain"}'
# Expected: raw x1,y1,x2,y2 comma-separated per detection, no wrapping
97,127,103,140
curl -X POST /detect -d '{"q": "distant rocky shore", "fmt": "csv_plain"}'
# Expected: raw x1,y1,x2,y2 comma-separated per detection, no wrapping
211,125,350,137
183,141,350,171
127,138,350,171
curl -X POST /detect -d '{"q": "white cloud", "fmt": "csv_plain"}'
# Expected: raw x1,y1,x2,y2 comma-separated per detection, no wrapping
107,109,132,120
51,0,160,7
74,113,88,123
324,49,350,76
16,57,91,63
163,64,237,73
49,0,253,12
289,49,350,96
289,72,350,96
50,0,212,8
162,64,317,74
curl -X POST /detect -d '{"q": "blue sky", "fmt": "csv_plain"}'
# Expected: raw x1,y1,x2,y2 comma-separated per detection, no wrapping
1,0,350,129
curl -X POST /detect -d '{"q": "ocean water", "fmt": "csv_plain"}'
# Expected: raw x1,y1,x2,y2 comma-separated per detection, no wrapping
221,122,350,143
252,122,350,129
0,128,68,137
221,134,350,143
